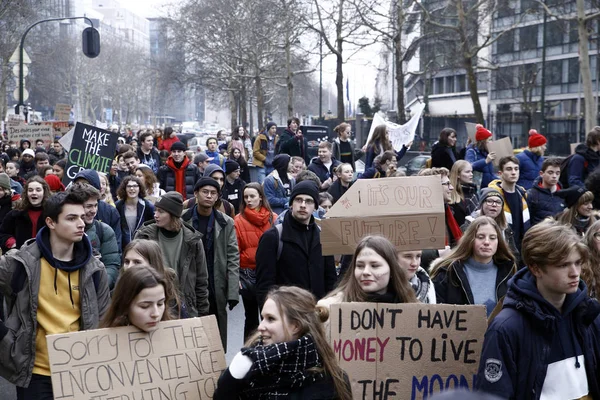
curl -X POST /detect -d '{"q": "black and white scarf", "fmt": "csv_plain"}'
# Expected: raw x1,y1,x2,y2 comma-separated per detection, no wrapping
410,268,433,303
239,334,326,399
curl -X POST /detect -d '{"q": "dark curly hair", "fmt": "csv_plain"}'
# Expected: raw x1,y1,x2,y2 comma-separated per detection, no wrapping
117,175,147,200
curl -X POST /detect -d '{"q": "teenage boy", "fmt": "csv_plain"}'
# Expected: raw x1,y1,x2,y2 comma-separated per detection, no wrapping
221,160,246,214
527,157,566,225
122,150,140,175
0,190,110,399
157,141,201,200
308,141,340,191
253,122,278,184
489,156,530,251
476,220,600,399
277,117,309,164
137,132,161,174
205,137,225,167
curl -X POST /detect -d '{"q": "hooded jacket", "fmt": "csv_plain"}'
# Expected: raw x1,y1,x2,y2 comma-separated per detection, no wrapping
157,156,201,200
85,220,121,289
475,268,600,399
465,144,496,188
516,150,543,190
307,156,340,186
0,228,109,387
263,169,294,215
115,198,155,250
526,176,566,225
568,144,600,188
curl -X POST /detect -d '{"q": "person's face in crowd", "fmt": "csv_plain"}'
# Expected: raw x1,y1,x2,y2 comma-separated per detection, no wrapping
340,126,351,141
291,194,315,224
0,163,4,173
217,131,225,141
124,157,139,173
384,156,397,173
268,125,277,136
472,224,498,264
533,143,547,156
258,298,298,346
9,143,17,149
128,284,165,333
291,161,304,175
135,170,147,190
117,156,127,171
46,203,85,243
244,187,261,210
339,165,354,184
99,176,108,195
198,159,210,172
354,246,391,295
211,172,225,188
483,138,492,152
52,164,64,180
577,201,594,218
142,135,154,152
53,142,63,153
5,163,17,178
36,140,44,148
540,166,560,188
500,161,519,184
531,249,582,300
27,182,44,207
22,154,33,164
459,165,473,184
123,249,150,269
482,196,503,218
207,139,217,152
82,198,99,225
320,199,333,213
126,180,140,199
288,120,298,133
228,168,240,181
130,140,138,150
592,229,600,252
232,149,241,160
318,147,332,163
397,250,422,280
238,127,245,137
36,159,49,169
441,175,453,203
110,159,118,176
171,150,185,163
153,208,173,229
21,142,29,149
447,132,457,147
196,185,219,209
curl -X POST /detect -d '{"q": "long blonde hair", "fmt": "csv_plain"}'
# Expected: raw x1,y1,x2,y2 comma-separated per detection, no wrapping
582,220,600,297
449,160,471,204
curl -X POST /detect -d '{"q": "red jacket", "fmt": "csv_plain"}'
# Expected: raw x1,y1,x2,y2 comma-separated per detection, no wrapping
234,207,277,270
159,136,180,152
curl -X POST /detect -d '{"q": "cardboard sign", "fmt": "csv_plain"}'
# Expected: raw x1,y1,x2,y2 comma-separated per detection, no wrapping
320,176,445,254
40,121,71,138
7,123,53,144
486,137,513,166
64,122,119,184
330,303,487,399
54,103,72,121
47,316,226,400
465,122,477,141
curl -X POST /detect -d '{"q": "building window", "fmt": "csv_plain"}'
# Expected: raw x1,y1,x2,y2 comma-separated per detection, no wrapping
497,0,513,18
496,67,515,90
447,76,455,93
568,58,579,84
520,25,538,50
546,60,563,85
457,75,466,92
546,20,565,47
497,30,515,54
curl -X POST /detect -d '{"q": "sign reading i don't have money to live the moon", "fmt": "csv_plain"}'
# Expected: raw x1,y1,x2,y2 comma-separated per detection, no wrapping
64,122,118,185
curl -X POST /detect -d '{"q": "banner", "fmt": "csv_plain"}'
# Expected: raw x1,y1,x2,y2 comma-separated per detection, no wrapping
366,104,426,151
54,103,72,121
47,316,226,400
7,124,53,145
64,122,119,184
330,303,487,399
40,121,71,138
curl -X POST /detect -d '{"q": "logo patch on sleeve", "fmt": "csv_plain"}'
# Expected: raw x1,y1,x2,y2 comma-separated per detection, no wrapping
484,358,503,383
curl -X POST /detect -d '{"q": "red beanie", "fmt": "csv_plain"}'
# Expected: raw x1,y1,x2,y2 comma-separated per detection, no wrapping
475,124,492,141
528,129,547,148
44,175,65,192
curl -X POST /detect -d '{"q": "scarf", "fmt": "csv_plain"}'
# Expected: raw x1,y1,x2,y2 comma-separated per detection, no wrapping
365,290,399,303
166,156,190,199
410,268,432,303
239,335,325,399
445,204,463,246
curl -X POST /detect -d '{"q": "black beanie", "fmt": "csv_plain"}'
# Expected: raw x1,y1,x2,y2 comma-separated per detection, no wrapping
155,191,184,217
194,177,221,194
170,141,186,152
273,154,291,172
557,185,587,208
289,180,319,206
225,160,240,175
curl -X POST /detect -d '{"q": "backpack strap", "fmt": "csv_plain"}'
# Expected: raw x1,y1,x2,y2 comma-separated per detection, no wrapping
275,224,283,261
94,219,104,244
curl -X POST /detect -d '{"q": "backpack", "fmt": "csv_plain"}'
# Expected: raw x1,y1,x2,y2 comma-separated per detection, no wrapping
559,154,587,189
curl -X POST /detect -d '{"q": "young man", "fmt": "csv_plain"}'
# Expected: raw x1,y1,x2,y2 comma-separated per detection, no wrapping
137,132,161,174
181,178,240,348
527,157,566,225
221,160,246,214
157,141,201,200
277,117,309,164
308,141,340,191
252,122,278,184
193,153,210,176
476,220,600,399
205,137,225,167
19,149,36,178
122,150,140,175
34,153,50,170
255,180,336,307
489,156,530,251
566,126,600,188
5,160,24,193
0,189,110,399
48,140,65,160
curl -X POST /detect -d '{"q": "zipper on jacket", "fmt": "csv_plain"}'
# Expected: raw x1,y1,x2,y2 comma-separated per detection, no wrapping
495,266,512,300
454,270,472,304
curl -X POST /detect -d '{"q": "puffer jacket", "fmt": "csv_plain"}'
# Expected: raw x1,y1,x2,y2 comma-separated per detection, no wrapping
85,220,121,289
234,207,277,270
567,144,600,188
526,176,567,225
157,156,201,200
465,144,496,188
0,236,109,387
516,150,543,190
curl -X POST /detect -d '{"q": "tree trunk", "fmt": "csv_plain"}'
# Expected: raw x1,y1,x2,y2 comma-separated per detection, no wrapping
286,35,294,117
0,60,8,121
240,79,248,128
395,1,406,124
229,90,238,130
336,48,344,119
578,0,596,132
255,75,264,129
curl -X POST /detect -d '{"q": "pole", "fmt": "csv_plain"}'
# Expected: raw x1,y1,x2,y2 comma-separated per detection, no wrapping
16,16,94,115
319,36,323,118
539,5,547,134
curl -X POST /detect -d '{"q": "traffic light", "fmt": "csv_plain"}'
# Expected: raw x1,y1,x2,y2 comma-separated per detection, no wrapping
82,27,100,58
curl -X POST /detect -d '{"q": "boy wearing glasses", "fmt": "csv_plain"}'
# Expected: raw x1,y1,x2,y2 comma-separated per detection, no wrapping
256,180,336,307
527,157,567,225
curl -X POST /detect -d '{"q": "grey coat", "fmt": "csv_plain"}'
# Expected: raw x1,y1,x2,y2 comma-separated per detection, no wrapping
0,239,109,387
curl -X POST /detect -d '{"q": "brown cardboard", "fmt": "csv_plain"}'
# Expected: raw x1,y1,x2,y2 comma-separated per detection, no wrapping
321,176,445,255
54,103,71,121
571,142,580,155
47,316,226,400
487,137,514,166
329,303,487,399
8,123,53,145
465,122,477,142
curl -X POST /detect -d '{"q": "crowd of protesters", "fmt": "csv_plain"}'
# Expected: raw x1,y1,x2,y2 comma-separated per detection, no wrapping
1,119,600,399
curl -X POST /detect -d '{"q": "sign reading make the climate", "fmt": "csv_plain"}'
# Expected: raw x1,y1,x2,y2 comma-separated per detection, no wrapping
65,122,118,184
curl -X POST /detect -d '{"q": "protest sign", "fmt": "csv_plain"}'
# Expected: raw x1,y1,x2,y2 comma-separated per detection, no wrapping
487,137,513,166
329,303,487,400
64,122,119,184
54,103,71,121
7,124,53,145
321,176,445,254
465,122,477,141
6,113,24,128
365,104,425,152
41,121,71,138
47,316,226,400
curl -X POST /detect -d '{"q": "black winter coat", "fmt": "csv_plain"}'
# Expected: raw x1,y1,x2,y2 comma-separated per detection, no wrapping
157,158,201,200
255,212,337,307
308,157,340,186
526,176,567,225
115,199,155,250
431,142,459,171
0,208,45,252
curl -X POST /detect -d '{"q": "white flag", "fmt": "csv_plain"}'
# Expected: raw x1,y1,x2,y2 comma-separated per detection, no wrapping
366,103,425,151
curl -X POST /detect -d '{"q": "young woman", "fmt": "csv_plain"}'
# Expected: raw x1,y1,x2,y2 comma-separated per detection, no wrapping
319,192,334,214
228,126,248,160
263,154,294,215
465,125,495,188
135,165,165,204
364,124,409,169
234,183,277,339
327,163,353,205
115,176,155,250
214,286,352,400
449,160,479,226
583,220,600,299
100,265,173,332
0,176,50,252
98,172,116,207
397,250,436,304
430,216,517,316
332,122,363,171
556,187,598,236
38,165,54,178
229,148,251,183
516,129,547,190
158,126,180,152
430,127,459,171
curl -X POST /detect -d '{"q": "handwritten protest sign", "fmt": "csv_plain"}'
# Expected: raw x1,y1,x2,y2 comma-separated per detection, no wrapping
54,103,71,121
47,316,226,400
487,137,514,166
329,303,487,399
64,122,118,184
321,176,445,254
7,124,52,145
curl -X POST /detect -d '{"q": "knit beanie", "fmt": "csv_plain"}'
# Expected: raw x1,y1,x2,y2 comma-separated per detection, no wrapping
170,141,187,152
289,180,319,206
22,149,35,158
479,187,503,207
44,175,65,192
265,122,277,132
225,160,240,175
528,129,547,148
557,185,587,209
273,154,291,172
194,177,221,194
0,173,10,191
155,191,184,217
475,124,493,142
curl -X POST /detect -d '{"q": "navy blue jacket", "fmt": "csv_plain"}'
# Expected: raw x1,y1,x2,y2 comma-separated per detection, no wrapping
307,157,340,185
516,150,543,190
476,268,600,399
364,141,408,169
465,144,496,188
526,177,567,225
115,198,155,250
568,144,600,188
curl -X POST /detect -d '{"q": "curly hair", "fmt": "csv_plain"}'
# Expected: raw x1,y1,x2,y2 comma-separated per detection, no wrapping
117,175,147,200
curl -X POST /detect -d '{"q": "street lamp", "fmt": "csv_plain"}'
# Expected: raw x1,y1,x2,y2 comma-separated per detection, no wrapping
15,16,100,117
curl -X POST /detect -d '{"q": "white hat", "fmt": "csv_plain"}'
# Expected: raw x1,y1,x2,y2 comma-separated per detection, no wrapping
22,149,35,157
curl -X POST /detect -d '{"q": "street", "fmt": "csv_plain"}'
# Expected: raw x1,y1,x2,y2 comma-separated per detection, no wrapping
0,295,246,399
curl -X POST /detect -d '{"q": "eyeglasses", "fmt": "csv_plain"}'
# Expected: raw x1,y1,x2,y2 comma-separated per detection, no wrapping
594,232,600,241
485,199,503,206
200,189,218,197
293,197,315,206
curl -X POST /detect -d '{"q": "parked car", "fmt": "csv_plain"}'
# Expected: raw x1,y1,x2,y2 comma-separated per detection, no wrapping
399,154,430,176
181,121,202,134
188,136,208,155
